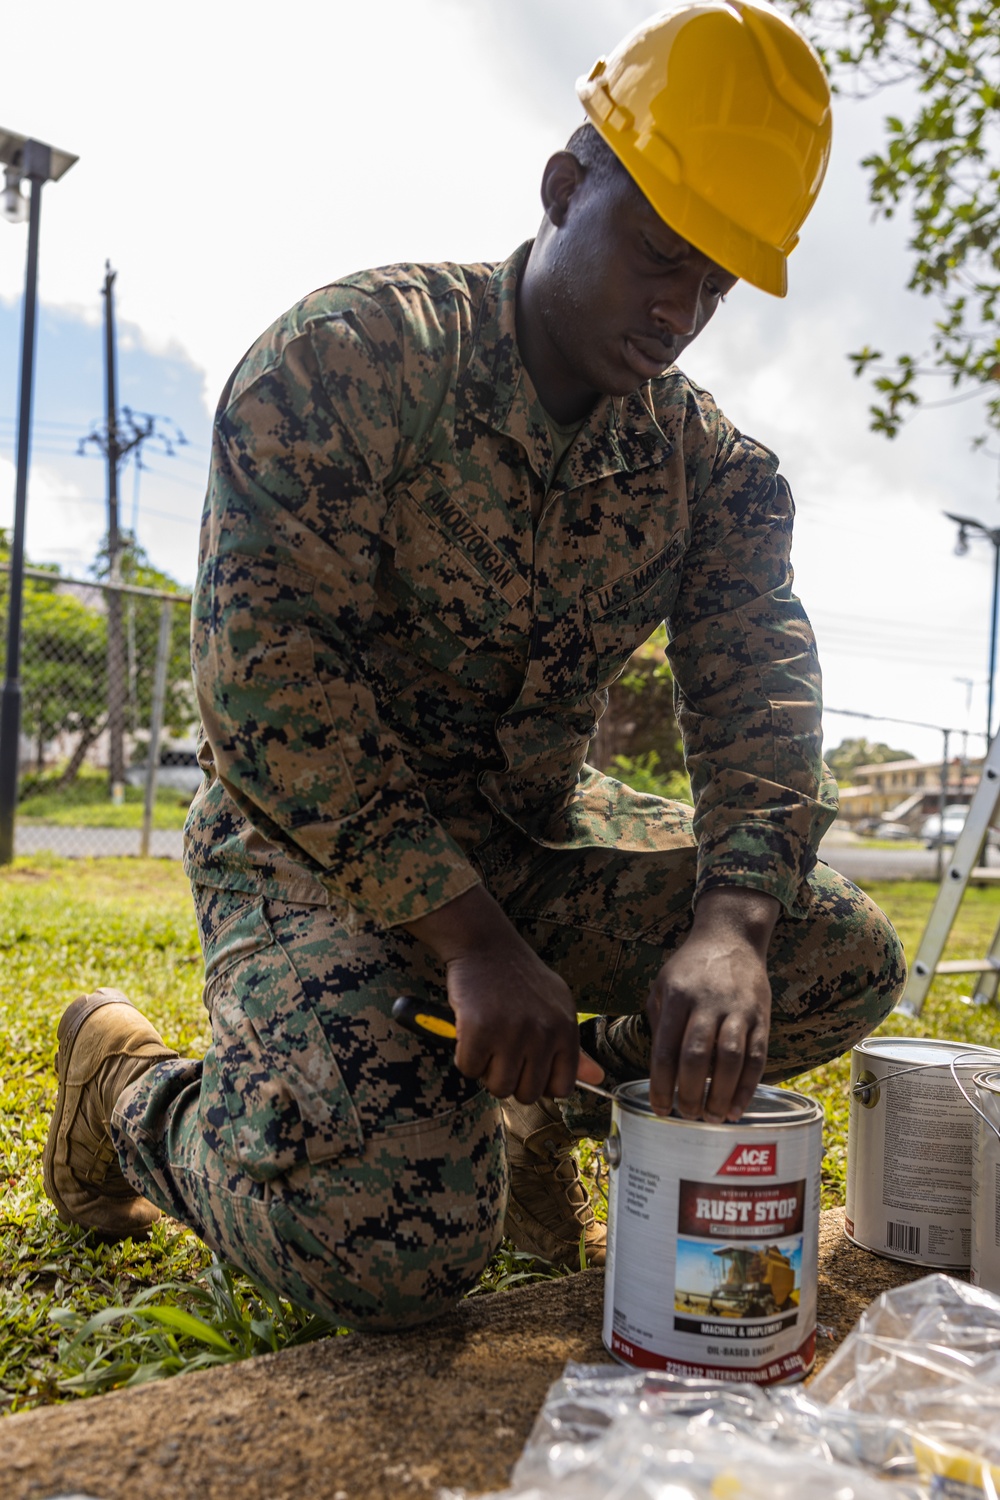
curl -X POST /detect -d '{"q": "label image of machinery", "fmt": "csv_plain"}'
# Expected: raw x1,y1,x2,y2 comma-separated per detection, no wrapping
673,1178,805,1341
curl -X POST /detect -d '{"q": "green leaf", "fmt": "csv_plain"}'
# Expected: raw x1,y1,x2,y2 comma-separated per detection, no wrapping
133,1305,234,1351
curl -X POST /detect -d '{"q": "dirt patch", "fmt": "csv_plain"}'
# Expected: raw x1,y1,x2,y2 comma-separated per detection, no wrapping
0,1208,947,1500
0,865,57,884
814,1205,959,1366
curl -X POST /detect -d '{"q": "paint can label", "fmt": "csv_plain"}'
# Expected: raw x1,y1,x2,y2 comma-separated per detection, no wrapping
603,1092,820,1383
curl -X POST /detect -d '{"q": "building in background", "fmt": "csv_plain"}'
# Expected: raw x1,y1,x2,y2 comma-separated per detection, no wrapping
838,756,983,829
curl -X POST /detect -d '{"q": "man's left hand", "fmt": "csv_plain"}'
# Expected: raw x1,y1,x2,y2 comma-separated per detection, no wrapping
645,886,780,1122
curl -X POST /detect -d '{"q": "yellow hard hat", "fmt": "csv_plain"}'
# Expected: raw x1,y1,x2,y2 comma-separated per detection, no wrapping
576,0,832,296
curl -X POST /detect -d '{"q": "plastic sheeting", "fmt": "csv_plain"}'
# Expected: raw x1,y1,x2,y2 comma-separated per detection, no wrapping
444,1275,1000,1499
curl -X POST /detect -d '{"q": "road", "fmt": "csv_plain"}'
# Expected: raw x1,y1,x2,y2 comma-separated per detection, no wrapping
820,833,1000,885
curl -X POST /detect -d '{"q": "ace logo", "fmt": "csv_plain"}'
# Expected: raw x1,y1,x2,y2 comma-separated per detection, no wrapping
718,1142,777,1176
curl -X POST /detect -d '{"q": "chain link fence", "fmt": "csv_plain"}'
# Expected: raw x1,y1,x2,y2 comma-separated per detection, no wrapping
0,564,194,858
0,564,687,862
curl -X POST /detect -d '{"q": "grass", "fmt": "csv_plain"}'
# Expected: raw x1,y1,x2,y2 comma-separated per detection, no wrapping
1,859,998,1414
853,837,926,851
17,767,191,830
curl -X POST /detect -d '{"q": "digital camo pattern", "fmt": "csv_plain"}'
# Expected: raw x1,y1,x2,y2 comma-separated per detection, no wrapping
121,240,893,1328
184,240,838,929
112,839,902,1328
113,885,508,1330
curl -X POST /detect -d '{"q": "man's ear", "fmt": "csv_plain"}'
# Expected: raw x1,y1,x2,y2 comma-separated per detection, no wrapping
540,151,586,228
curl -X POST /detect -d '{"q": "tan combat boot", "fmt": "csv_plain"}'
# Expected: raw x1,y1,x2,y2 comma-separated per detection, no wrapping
502,1096,606,1268
42,988,178,1239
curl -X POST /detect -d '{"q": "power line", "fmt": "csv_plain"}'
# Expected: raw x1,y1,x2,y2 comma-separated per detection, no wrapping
825,705,988,741
138,463,206,492
0,492,198,526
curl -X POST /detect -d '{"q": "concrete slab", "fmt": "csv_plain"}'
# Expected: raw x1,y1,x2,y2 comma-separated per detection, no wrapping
0,1208,953,1500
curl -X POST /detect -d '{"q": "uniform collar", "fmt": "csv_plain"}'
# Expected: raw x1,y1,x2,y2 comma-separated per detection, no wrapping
464,242,673,490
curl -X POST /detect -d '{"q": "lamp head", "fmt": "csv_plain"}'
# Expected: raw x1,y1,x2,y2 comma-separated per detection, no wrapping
955,525,970,557
1,166,27,224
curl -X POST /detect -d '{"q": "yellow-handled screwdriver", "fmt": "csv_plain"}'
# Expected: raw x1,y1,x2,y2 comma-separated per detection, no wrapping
390,994,615,1102
391,994,457,1045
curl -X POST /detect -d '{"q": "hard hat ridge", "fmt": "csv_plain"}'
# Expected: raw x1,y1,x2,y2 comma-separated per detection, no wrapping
576,0,832,296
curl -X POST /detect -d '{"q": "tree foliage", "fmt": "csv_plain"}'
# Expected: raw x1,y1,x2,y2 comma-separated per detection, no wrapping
20,585,108,767
93,534,195,745
590,627,685,779
826,735,916,774
782,0,1000,438
0,531,194,787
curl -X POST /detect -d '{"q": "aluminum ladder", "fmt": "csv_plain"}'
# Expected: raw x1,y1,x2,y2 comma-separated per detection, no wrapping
897,731,1000,1017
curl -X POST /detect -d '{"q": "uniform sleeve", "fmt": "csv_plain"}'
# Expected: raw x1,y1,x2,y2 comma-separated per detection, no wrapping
665,421,838,918
192,293,481,927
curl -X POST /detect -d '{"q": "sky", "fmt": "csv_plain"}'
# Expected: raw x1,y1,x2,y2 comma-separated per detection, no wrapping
0,0,995,764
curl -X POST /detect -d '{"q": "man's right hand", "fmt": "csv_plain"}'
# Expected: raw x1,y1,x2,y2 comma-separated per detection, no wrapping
403,884,604,1103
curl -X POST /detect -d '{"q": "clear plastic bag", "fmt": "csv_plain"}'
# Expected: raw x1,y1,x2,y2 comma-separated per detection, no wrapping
443,1275,1000,1500
810,1272,1000,1496
440,1365,922,1499
508,1364,918,1487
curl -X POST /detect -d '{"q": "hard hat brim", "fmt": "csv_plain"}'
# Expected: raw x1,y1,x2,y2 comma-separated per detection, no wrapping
578,84,790,297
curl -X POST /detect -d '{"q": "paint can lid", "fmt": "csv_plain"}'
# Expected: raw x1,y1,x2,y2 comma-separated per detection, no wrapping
974,1068,1000,1097
613,1079,821,1127
854,1036,1000,1069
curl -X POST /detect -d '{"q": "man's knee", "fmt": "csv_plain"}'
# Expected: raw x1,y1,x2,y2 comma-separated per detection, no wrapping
812,878,907,1019
855,896,907,1016
767,876,907,1079
264,1109,509,1332
270,1190,505,1332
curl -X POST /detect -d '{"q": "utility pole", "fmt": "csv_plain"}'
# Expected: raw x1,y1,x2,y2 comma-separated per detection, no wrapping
936,728,950,884
946,512,1000,749
102,262,126,802
78,267,186,807
0,130,78,864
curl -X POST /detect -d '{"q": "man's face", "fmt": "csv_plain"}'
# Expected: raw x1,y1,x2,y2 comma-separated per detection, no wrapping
520,155,739,419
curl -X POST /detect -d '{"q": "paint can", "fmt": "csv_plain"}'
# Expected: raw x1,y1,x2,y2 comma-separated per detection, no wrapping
971,1068,1000,1293
602,1081,822,1384
845,1037,1000,1267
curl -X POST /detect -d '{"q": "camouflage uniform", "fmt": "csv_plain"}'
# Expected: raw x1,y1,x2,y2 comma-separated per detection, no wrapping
111,243,904,1328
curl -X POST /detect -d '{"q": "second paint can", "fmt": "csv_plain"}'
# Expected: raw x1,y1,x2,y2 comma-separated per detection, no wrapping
602,1081,822,1384
846,1036,1000,1267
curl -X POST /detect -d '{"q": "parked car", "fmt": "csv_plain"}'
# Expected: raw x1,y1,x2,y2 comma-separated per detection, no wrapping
870,820,916,841
920,804,972,848
125,745,203,796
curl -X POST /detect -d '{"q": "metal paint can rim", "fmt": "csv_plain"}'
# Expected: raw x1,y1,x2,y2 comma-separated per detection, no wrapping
612,1079,821,1129
854,1036,1000,1069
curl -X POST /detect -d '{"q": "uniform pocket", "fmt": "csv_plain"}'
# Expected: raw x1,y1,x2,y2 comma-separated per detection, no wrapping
201,899,363,1181
584,534,686,686
380,477,527,670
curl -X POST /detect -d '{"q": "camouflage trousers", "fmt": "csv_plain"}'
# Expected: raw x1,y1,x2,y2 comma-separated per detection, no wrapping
112,822,905,1331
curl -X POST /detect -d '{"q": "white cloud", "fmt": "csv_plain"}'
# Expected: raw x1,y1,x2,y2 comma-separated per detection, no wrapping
0,453,103,565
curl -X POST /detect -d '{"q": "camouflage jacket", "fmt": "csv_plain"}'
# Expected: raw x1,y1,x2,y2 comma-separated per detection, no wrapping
184,242,838,927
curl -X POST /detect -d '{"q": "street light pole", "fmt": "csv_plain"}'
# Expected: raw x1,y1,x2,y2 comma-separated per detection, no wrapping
0,130,78,865
102,262,127,802
990,535,1000,746
945,511,1000,748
